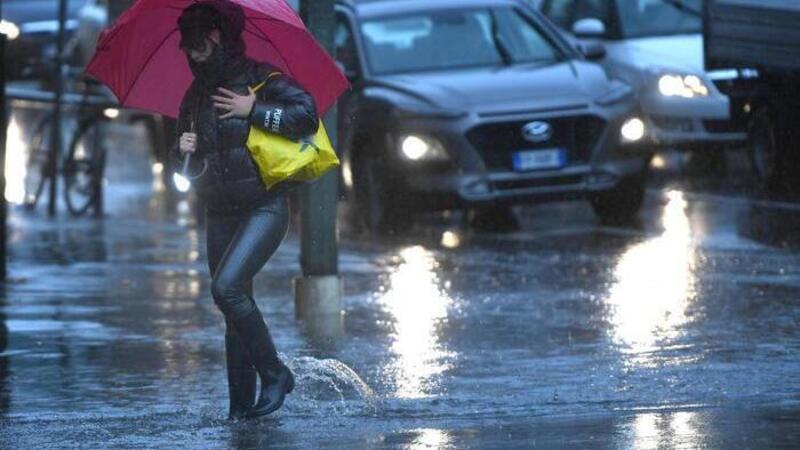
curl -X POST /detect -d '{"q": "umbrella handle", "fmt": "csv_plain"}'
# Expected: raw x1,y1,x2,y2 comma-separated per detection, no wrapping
181,120,194,176
180,152,208,180
179,119,207,180
181,152,192,175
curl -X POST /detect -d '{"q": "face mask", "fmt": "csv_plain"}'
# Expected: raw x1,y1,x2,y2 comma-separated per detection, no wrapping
187,42,234,85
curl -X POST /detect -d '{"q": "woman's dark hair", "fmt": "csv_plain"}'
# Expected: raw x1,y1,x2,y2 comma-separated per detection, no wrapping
178,0,246,55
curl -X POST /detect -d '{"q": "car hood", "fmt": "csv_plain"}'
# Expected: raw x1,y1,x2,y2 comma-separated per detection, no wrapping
605,34,703,73
376,61,610,115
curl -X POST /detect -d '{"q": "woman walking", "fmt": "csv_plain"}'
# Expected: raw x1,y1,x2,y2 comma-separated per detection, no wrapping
173,1,318,420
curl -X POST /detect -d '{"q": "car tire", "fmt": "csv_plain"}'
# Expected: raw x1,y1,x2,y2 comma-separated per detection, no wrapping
685,148,727,178
353,156,411,234
590,175,646,223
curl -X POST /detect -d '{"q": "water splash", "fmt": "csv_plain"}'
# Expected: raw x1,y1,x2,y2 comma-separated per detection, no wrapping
285,356,378,416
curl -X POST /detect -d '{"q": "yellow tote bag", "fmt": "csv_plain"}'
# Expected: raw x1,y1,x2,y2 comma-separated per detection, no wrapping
246,73,340,190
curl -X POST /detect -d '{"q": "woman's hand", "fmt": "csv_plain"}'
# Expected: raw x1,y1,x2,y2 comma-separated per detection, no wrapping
212,87,256,120
179,132,197,154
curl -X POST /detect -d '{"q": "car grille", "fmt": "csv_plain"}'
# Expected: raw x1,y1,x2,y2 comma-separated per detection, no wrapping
703,119,746,134
652,115,694,132
493,174,584,191
466,115,606,171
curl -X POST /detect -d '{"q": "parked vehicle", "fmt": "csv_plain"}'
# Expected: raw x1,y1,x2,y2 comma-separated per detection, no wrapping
334,0,651,230
536,0,746,154
705,0,800,191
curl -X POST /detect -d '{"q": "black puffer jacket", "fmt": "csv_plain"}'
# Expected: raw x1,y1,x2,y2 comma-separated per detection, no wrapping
171,56,319,214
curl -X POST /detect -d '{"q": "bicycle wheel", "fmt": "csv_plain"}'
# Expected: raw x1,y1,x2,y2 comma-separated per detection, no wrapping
23,114,55,210
64,116,108,216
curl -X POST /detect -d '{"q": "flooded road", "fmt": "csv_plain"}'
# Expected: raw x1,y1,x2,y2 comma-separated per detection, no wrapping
0,122,799,448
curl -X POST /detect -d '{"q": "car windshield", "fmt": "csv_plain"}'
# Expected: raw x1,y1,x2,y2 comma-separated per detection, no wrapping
618,0,702,38
360,7,561,75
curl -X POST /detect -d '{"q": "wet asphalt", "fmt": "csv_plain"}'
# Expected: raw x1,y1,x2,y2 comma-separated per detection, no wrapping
0,117,799,449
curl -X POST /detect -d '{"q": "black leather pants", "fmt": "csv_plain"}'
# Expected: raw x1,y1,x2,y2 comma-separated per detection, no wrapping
207,194,290,319
206,194,290,417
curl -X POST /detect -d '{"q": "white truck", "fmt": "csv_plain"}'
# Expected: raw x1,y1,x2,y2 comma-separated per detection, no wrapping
704,0,800,191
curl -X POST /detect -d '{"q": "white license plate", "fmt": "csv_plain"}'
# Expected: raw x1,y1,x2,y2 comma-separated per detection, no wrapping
512,149,566,171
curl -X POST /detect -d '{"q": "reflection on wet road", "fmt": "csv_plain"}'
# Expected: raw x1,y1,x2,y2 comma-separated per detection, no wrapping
607,190,697,353
0,148,799,447
379,246,455,399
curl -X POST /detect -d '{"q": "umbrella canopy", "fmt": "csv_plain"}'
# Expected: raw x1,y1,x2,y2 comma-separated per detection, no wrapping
86,0,348,118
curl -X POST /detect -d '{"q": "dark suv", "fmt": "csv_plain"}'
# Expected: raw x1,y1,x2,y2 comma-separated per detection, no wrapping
334,0,651,230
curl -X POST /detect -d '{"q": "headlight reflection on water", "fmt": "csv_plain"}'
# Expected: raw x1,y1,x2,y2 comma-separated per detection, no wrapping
380,246,455,399
606,191,697,353
620,411,701,450
407,428,452,450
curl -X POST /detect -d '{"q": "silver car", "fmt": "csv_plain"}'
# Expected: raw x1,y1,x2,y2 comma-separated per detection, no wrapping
536,0,747,151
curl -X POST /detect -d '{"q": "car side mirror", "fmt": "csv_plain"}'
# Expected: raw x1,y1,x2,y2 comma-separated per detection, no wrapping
580,42,607,61
572,18,606,39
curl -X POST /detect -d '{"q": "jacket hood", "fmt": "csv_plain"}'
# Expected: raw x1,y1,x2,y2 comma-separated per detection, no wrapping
179,0,246,57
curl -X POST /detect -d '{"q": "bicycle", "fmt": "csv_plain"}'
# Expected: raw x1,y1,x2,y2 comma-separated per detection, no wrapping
23,76,115,216
16,8,170,217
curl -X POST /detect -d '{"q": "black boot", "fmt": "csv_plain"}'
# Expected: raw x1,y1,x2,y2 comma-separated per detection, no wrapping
231,309,295,418
248,361,294,418
225,329,257,420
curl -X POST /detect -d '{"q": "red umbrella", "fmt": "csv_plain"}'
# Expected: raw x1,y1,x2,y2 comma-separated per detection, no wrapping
86,0,348,118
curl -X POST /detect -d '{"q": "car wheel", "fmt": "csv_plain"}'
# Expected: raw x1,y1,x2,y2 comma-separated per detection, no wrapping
353,157,411,234
685,148,727,178
590,175,645,223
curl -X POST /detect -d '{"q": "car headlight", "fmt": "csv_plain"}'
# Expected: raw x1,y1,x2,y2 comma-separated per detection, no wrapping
658,74,709,98
0,20,21,40
621,117,646,143
399,135,449,161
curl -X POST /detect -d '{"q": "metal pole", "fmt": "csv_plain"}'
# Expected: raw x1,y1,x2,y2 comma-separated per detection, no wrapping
295,0,343,331
48,0,69,216
299,1,338,275
0,34,8,279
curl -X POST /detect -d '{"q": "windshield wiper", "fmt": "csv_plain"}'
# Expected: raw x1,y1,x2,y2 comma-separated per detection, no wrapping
659,0,702,18
489,10,514,65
